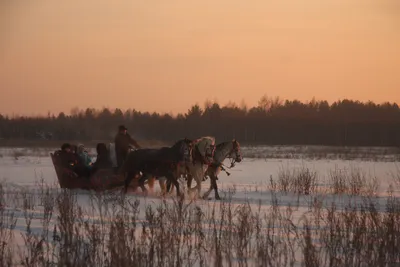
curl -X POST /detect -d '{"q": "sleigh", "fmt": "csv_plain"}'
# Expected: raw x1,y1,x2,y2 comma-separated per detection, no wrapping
50,151,126,192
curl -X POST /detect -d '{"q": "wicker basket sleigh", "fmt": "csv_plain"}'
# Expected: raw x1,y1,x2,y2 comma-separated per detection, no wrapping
50,151,126,192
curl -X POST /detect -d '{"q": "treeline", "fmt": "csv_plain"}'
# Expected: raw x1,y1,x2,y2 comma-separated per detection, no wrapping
1,97,400,146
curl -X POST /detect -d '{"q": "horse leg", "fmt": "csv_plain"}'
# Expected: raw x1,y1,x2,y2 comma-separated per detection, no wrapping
212,176,221,200
123,172,133,193
138,174,149,194
202,175,214,200
158,177,167,194
158,177,172,197
124,171,139,194
195,173,202,199
201,167,214,199
188,163,203,198
147,176,155,192
167,174,183,200
165,179,172,193
187,173,193,189
123,173,130,194
157,177,174,195
211,167,222,200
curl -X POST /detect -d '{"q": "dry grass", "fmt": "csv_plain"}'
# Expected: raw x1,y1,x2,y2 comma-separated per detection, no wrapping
328,166,380,196
269,164,318,195
268,164,380,198
0,170,399,267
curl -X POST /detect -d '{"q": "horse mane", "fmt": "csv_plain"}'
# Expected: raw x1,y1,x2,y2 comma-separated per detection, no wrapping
171,138,192,149
216,141,231,150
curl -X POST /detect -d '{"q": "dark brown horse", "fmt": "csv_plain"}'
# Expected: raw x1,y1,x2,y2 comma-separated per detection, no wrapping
120,138,194,198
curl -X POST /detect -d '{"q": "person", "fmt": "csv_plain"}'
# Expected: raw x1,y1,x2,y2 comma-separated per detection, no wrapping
67,144,90,178
59,143,78,168
114,125,141,168
77,144,93,169
92,142,113,172
60,143,72,153
70,144,78,154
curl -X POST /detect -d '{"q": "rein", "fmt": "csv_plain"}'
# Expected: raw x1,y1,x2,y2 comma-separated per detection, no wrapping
218,157,236,176
213,143,240,176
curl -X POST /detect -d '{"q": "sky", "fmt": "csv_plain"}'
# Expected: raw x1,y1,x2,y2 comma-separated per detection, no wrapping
1,0,399,116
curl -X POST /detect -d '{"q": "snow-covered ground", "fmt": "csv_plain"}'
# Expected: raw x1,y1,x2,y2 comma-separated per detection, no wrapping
1,146,400,266
1,144,400,161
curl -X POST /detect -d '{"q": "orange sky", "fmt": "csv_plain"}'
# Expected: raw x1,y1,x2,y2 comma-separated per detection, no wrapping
1,0,399,116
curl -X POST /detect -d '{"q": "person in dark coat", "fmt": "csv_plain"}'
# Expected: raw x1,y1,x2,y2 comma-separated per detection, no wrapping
59,143,78,168
114,125,141,168
92,143,113,173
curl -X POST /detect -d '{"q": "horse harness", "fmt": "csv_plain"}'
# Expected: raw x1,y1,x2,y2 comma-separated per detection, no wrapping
214,140,242,176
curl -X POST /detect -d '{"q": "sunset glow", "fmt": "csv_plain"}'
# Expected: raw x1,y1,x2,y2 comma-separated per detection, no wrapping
1,0,399,116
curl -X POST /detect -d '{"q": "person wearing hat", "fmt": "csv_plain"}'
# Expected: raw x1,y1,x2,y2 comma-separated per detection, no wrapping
114,125,141,168
58,143,81,173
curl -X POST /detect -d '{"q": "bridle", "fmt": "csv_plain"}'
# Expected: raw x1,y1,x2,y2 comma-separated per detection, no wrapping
217,140,242,176
226,140,242,168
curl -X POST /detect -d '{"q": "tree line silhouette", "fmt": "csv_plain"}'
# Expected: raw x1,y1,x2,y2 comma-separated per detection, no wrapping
1,96,400,147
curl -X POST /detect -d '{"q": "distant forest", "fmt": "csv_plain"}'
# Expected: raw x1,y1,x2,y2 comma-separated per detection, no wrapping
1,96,400,147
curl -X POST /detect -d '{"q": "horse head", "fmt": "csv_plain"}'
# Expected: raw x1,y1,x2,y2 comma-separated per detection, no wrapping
230,139,243,163
173,137,194,164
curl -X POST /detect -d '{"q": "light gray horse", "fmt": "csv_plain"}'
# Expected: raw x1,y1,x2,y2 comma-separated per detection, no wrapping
187,139,243,200
185,136,216,198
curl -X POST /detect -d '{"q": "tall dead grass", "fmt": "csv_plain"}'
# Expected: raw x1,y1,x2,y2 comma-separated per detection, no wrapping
0,170,399,266
270,164,318,195
269,164,380,197
329,166,380,196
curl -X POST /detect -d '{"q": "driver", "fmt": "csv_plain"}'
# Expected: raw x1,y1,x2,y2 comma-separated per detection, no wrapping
114,125,141,168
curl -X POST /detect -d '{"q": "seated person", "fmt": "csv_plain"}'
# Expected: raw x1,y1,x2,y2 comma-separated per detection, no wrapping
61,143,71,153
92,143,113,173
70,144,77,154
58,143,78,169
68,144,92,178
60,143,90,178
77,144,93,169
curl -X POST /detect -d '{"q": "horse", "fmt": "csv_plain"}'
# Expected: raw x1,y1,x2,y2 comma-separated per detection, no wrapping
120,138,193,199
156,136,216,198
197,139,242,200
164,139,242,200
185,136,216,198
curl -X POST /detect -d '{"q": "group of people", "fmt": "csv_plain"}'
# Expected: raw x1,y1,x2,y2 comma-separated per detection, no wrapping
57,124,217,180
57,125,142,178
